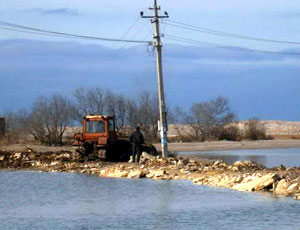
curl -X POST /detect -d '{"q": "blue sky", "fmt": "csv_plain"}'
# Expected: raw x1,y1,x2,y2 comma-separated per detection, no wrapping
0,0,300,120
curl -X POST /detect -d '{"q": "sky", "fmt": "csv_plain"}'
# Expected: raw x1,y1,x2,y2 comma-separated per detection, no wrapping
0,0,300,121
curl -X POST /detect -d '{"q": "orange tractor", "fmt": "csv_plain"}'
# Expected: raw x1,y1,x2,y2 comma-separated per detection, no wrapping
74,115,157,162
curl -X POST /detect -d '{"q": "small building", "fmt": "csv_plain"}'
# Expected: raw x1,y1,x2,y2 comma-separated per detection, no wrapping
0,117,5,139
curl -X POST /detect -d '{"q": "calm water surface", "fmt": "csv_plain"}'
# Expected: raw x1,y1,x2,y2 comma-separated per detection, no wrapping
0,171,300,230
180,148,300,168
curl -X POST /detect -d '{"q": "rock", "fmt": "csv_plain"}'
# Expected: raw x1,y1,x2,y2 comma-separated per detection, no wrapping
217,176,236,187
287,183,299,194
177,160,184,166
274,179,299,196
28,153,36,160
141,152,156,161
232,166,239,172
274,179,290,196
232,173,280,192
26,146,34,152
119,165,125,170
233,161,243,167
13,152,22,160
127,170,145,178
294,193,300,200
113,170,129,178
99,170,106,175
213,160,222,166
146,170,167,179
193,177,205,184
252,173,280,191
32,161,42,167
232,160,266,171
234,176,243,183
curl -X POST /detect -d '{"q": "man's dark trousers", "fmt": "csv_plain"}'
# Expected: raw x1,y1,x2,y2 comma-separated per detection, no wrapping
132,143,141,163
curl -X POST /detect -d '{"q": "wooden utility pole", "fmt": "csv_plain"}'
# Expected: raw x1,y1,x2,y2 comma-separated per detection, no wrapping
141,0,169,157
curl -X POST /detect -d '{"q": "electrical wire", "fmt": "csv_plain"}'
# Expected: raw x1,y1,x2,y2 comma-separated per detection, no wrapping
115,15,142,50
161,18,167,35
0,26,77,39
164,34,300,56
164,19,300,45
2,20,298,56
142,28,153,41
128,20,149,41
0,21,151,44
119,15,141,40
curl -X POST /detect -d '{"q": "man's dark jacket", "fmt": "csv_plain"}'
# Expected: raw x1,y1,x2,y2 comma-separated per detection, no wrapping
130,130,144,145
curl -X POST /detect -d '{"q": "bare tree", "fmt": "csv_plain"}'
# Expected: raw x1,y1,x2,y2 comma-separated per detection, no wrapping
73,87,106,120
26,95,76,145
105,91,129,132
135,91,159,142
244,118,266,140
180,96,237,141
74,87,133,132
2,110,29,144
126,99,139,129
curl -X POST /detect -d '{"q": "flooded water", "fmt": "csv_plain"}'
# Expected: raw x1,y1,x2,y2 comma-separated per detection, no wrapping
180,148,300,168
0,171,300,230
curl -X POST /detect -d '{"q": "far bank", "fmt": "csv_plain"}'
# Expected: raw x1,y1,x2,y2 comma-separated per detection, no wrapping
158,139,300,152
2,139,300,153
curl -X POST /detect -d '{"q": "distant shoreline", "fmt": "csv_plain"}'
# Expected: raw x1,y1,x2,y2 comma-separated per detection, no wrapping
156,139,300,153
2,139,300,153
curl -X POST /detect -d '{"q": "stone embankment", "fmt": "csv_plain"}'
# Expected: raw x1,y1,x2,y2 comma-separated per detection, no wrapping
1,148,300,200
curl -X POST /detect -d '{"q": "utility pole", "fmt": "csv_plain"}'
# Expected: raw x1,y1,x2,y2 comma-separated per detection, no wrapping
141,0,169,157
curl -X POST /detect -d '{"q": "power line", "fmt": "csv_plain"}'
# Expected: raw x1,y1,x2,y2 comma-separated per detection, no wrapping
163,34,300,56
115,15,142,49
119,15,141,40
0,21,151,44
0,26,76,39
128,21,149,41
163,20,300,45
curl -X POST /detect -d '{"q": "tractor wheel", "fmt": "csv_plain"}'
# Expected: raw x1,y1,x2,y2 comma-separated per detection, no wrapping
142,144,158,156
106,140,132,162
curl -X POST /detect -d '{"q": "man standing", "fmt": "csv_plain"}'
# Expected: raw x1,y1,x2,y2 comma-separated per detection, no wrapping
129,127,144,163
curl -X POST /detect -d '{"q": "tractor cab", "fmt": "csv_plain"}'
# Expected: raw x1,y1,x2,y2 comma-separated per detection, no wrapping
82,115,117,146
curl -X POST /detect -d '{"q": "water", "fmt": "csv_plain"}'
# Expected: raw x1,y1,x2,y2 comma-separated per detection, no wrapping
0,171,300,230
180,148,300,168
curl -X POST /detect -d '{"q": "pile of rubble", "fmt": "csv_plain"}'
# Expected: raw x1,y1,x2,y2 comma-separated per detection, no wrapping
0,149,81,169
0,149,300,200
